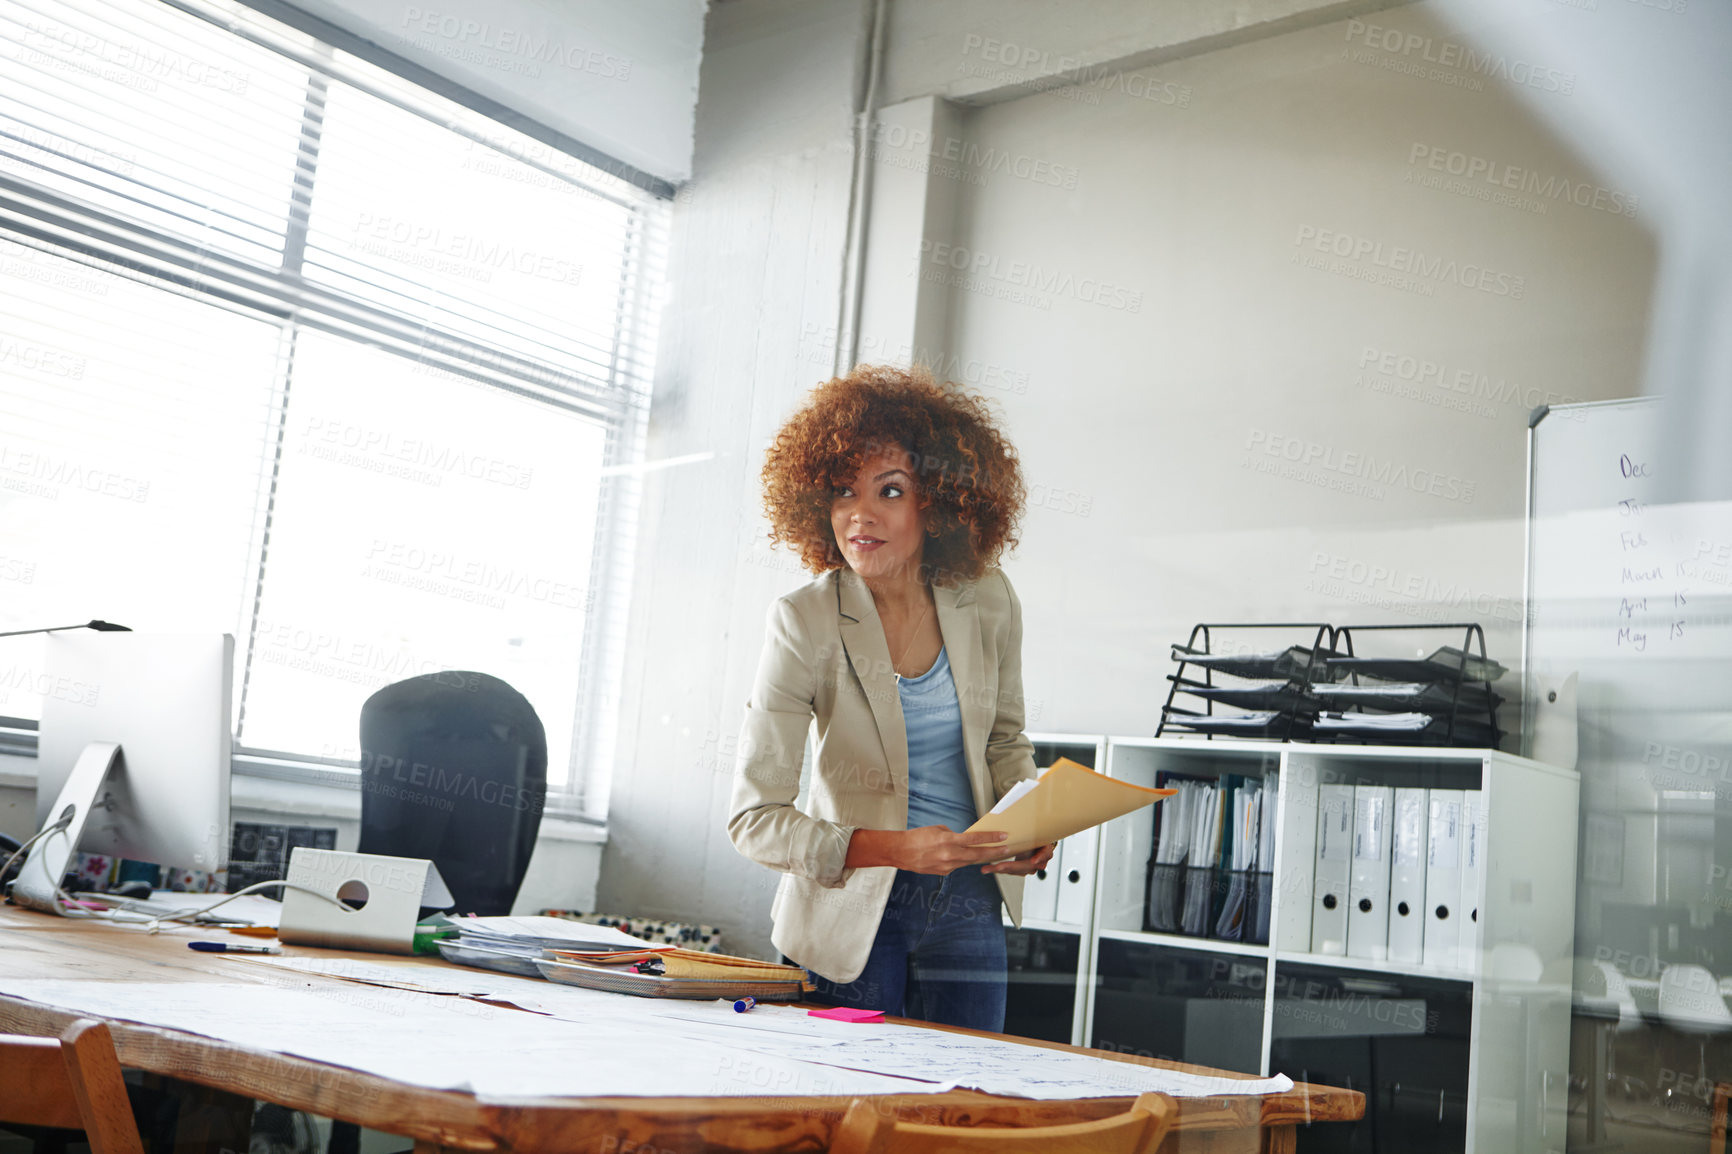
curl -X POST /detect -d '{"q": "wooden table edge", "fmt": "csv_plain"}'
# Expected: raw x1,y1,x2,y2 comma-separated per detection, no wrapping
1,990,1361,1137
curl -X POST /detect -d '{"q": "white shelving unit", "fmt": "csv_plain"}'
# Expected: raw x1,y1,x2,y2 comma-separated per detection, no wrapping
999,732,1106,1047
1024,735,1579,1154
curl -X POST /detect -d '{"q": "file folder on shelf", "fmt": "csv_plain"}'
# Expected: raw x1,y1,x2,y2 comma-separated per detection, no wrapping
1021,851,1061,923
1423,790,1465,970
1145,775,1209,934
1054,826,1098,927
1346,785,1394,961
1387,788,1428,965
1311,784,1352,955
1459,790,1487,969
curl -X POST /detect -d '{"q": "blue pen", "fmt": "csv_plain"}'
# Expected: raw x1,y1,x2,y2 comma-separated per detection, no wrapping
190,941,279,955
733,997,757,1013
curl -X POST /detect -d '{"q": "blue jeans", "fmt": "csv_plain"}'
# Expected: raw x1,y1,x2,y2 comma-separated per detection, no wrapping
809,865,1007,1032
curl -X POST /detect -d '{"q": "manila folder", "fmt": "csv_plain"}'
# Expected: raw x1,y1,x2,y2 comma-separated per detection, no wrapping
965,757,1176,855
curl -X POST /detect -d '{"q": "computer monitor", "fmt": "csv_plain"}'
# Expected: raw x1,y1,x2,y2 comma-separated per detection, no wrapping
13,633,232,912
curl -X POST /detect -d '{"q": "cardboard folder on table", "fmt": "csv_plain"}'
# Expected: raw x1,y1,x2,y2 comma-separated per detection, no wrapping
966,757,1176,856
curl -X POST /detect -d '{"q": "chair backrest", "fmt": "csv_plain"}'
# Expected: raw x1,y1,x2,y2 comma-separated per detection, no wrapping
1658,963,1732,1033
1711,1081,1730,1154
357,672,547,916
0,1020,145,1154
1590,959,1643,1031
827,1092,1174,1154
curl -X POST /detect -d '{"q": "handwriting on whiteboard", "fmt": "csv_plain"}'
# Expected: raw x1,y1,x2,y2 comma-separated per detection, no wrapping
1610,451,1686,654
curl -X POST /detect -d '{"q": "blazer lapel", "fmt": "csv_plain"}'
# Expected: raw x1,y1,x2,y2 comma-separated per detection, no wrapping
835,567,908,790
933,578,990,816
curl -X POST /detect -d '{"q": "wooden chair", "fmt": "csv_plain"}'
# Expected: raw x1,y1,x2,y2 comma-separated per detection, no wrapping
0,1019,146,1154
1712,1082,1730,1154
828,1093,1175,1154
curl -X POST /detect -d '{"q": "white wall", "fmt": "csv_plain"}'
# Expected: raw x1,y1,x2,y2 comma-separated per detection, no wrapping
930,3,1654,733
601,0,1656,962
287,0,706,183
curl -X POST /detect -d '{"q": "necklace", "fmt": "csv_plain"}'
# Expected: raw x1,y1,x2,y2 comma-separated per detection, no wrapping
891,591,934,682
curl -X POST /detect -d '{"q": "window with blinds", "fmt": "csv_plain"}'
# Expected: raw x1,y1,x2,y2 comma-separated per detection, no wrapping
0,0,666,814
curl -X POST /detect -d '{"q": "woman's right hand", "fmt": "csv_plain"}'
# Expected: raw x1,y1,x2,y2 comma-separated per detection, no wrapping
847,826,1011,875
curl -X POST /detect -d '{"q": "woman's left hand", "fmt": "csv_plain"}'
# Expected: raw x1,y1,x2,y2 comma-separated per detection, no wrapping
981,843,1056,876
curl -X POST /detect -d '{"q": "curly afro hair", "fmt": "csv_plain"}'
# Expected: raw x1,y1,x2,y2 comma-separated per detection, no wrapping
761,364,1025,584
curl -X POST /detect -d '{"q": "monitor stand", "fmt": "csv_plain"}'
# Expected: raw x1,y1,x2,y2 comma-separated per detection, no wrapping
12,741,123,915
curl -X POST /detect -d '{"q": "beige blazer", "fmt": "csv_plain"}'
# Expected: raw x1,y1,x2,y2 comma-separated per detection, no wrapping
727,564,1038,983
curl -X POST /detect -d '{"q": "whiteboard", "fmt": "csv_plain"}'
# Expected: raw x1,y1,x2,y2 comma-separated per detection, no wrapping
1525,398,1732,923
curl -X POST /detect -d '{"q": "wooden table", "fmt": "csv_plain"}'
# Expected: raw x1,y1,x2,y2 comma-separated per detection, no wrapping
0,907,1361,1153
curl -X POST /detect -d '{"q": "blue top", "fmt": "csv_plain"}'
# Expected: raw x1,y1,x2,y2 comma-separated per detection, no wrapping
899,647,977,832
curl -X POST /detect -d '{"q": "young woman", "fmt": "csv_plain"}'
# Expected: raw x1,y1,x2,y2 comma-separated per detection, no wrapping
727,364,1052,1031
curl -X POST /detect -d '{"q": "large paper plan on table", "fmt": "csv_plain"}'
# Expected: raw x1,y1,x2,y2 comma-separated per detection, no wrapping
967,757,1176,855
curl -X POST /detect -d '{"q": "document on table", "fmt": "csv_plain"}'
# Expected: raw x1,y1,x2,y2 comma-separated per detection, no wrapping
242,954,531,997
792,1029,1297,1099
0,979,938,1100
0,976,1300,1102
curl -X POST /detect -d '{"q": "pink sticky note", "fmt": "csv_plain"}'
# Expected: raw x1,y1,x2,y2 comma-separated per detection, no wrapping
809,1006,884,1023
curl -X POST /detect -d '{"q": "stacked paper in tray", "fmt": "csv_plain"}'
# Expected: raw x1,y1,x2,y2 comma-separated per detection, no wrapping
438,915,660,977
1311,645,1506,746
538,948,813,1000
439,915,813,999
1160,643,1338,738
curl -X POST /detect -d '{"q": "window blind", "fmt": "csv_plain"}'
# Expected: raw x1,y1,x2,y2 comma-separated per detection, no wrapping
0,0,666,810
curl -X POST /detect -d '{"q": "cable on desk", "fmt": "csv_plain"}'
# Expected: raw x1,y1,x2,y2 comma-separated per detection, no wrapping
55,879,354,933
0,816,74,892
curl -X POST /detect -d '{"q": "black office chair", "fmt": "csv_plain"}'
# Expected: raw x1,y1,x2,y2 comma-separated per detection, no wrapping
331,674,549,1154
356,671,548,916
